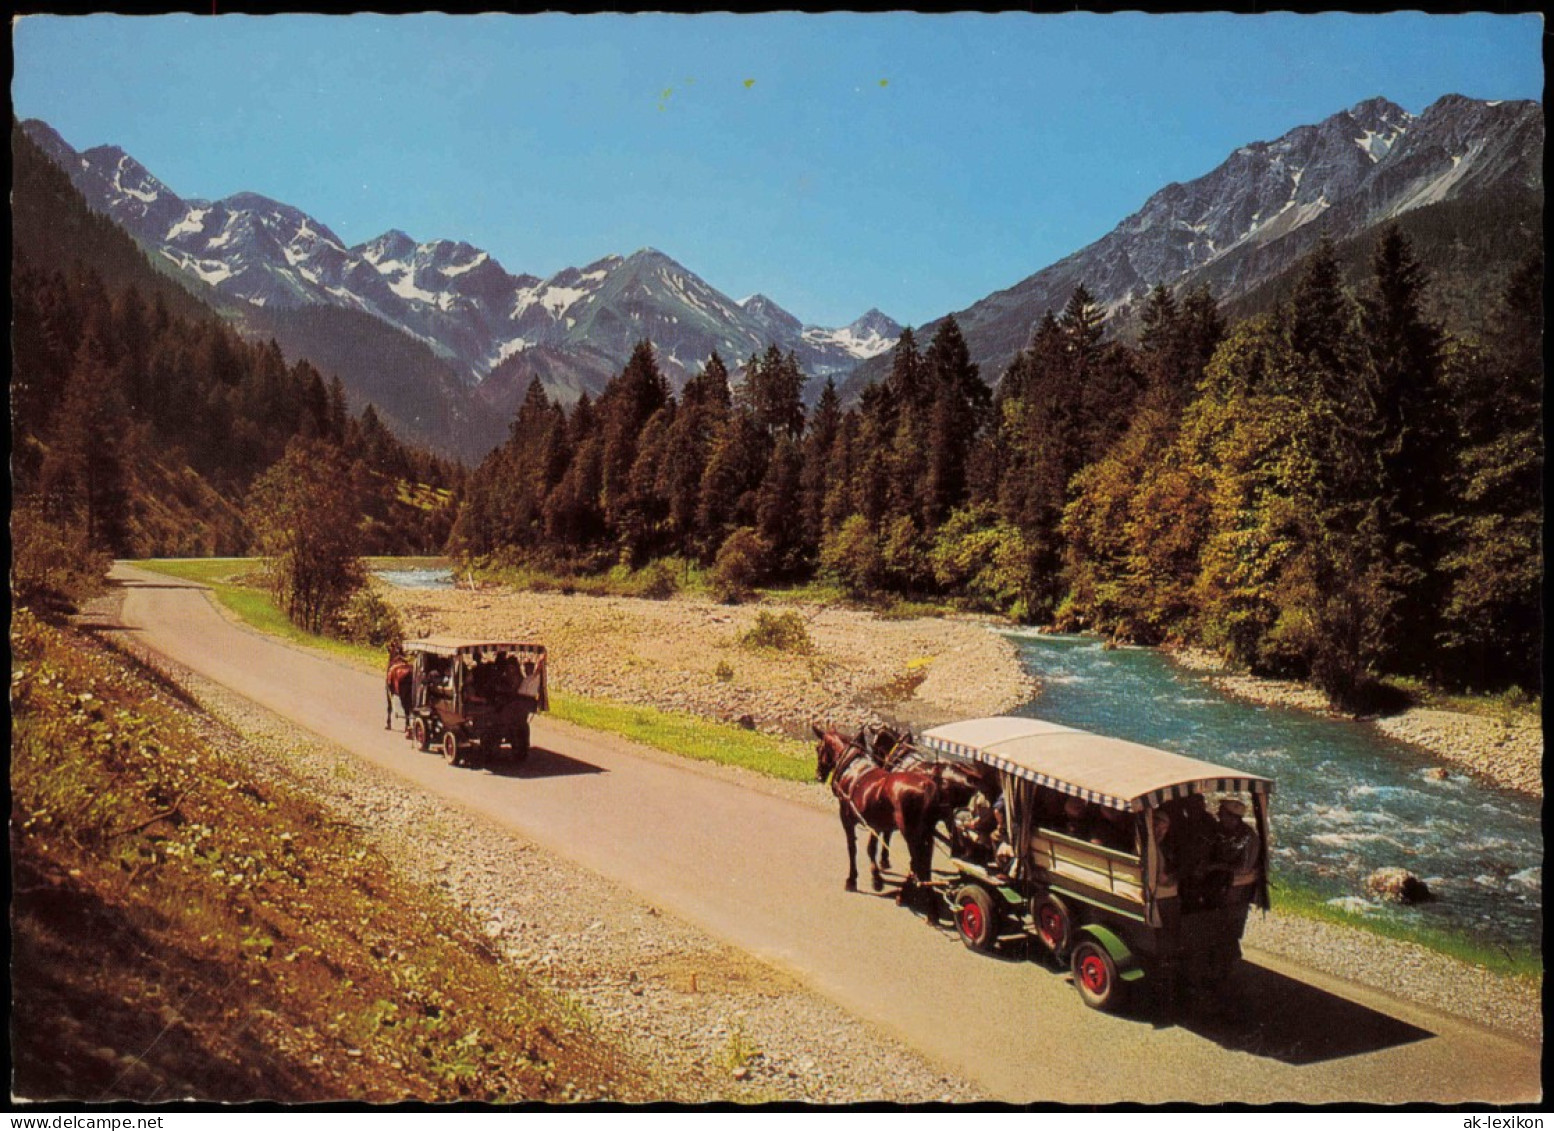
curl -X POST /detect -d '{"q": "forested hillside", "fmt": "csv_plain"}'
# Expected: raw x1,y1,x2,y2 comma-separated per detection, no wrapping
1214,188,1543,336
13,108,1538,703
455,232,1541,702
11,119,457,585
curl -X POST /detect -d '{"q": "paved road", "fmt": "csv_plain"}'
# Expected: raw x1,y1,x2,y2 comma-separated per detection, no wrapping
106,564,1542,1104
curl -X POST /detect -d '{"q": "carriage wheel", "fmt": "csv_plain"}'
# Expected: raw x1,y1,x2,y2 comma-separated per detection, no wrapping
1034,894,1075,963
1072,940,1125,1012
442,731,462,767
954,886,999,952
412,717,430,752
509,719,531,763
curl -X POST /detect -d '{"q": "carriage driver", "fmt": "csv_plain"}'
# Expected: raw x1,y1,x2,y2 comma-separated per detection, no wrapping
958,787,1011,873
1210,798,1261,875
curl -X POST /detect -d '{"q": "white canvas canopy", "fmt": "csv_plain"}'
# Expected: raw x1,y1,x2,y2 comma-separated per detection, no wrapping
404,637,545,661
920,716,1272,813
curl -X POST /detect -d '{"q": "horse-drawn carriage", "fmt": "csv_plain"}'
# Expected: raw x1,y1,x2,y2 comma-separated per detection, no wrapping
815,716,1273,1012
395,637,548,768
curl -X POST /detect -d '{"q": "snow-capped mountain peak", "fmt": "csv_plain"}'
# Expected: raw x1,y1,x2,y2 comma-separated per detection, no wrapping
802,307,902,361
24,116,902,404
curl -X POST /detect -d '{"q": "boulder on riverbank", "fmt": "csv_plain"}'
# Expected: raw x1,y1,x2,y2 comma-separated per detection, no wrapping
1366,867,1434,905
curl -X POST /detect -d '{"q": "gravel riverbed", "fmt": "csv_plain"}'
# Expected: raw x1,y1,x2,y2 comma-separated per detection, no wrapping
380,586,1035,739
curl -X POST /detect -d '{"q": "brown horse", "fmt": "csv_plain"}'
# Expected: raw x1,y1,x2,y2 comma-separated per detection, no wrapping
385,646,413,732
874,730,996,862
812,725,941,921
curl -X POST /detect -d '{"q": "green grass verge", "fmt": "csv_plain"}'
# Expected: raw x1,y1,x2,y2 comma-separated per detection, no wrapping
1269,879,1542,979
548,693,814,782
366,555,452,571
469,557,706,601
1386,675,1541,729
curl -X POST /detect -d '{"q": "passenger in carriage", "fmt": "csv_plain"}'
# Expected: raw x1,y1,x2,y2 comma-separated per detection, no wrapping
423,658,451,699
467,658,497,703
1175,793,1218,875
517,659,544,700
1034,786,1066,827
1163,793,1220,909
495,654,521,694
985,789,1014,875
957,787,1005,866
1058,796,1092,840
1091,805,1136,853
1207,798,1261,877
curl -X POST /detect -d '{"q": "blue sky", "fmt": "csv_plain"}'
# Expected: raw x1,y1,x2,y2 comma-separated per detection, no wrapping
12,12,1543,328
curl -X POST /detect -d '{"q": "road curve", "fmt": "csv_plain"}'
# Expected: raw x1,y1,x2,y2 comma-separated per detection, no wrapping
105,564,1541,1104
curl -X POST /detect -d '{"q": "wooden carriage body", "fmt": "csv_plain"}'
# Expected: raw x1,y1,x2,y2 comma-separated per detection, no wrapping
403,637,548,766
920,716,1273,1009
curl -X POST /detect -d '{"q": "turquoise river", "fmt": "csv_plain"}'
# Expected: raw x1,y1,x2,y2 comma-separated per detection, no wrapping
1004,631,1542,954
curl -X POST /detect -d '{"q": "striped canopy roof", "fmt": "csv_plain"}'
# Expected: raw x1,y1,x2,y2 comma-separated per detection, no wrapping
920,716,1273,812
404,637,546,660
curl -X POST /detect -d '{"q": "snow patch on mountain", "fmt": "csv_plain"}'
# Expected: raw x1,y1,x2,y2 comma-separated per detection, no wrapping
389,272,439,304
161,248,232,287
114,157,159,203
802,324,897,359
541,285,589,316
166,207,209,241
1354,126,1405,162
439,251,489,277
486,337,532,369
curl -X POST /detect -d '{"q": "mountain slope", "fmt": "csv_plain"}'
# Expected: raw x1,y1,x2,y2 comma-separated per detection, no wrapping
21,119,899,413
849,93,1543,394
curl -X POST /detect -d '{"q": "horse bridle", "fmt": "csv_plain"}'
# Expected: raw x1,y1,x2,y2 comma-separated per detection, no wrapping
823,735,870,787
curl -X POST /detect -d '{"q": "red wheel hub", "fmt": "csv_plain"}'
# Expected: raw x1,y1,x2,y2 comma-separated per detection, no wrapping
960,902,984,940
1040,906,1063,946
1079,953,1109,994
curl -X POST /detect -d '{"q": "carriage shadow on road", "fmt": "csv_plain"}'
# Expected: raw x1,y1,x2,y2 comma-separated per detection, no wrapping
1157,960,1433,1065
480,747,606,780
878,868,1434,1065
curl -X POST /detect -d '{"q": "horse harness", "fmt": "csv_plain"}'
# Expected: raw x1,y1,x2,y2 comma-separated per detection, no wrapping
826,737,887,830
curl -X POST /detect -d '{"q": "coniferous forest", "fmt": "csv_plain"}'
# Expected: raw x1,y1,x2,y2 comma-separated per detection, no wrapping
11,119,458,614
10,117,1541,704
453,235,1542,705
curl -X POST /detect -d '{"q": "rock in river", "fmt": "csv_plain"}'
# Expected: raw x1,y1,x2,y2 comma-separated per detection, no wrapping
1366,867,1434,905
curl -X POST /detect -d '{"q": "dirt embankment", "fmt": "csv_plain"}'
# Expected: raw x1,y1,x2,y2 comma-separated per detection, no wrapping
381,587,1035,738
16,603,985,1103
10,610,647,1103
1171,649,1543,799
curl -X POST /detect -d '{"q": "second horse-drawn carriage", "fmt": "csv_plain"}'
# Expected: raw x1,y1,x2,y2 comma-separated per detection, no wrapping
401,637,548,768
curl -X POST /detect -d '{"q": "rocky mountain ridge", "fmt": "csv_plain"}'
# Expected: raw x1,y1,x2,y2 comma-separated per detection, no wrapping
21,119,899,403
847,93,1543,393
21,91,1538,453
